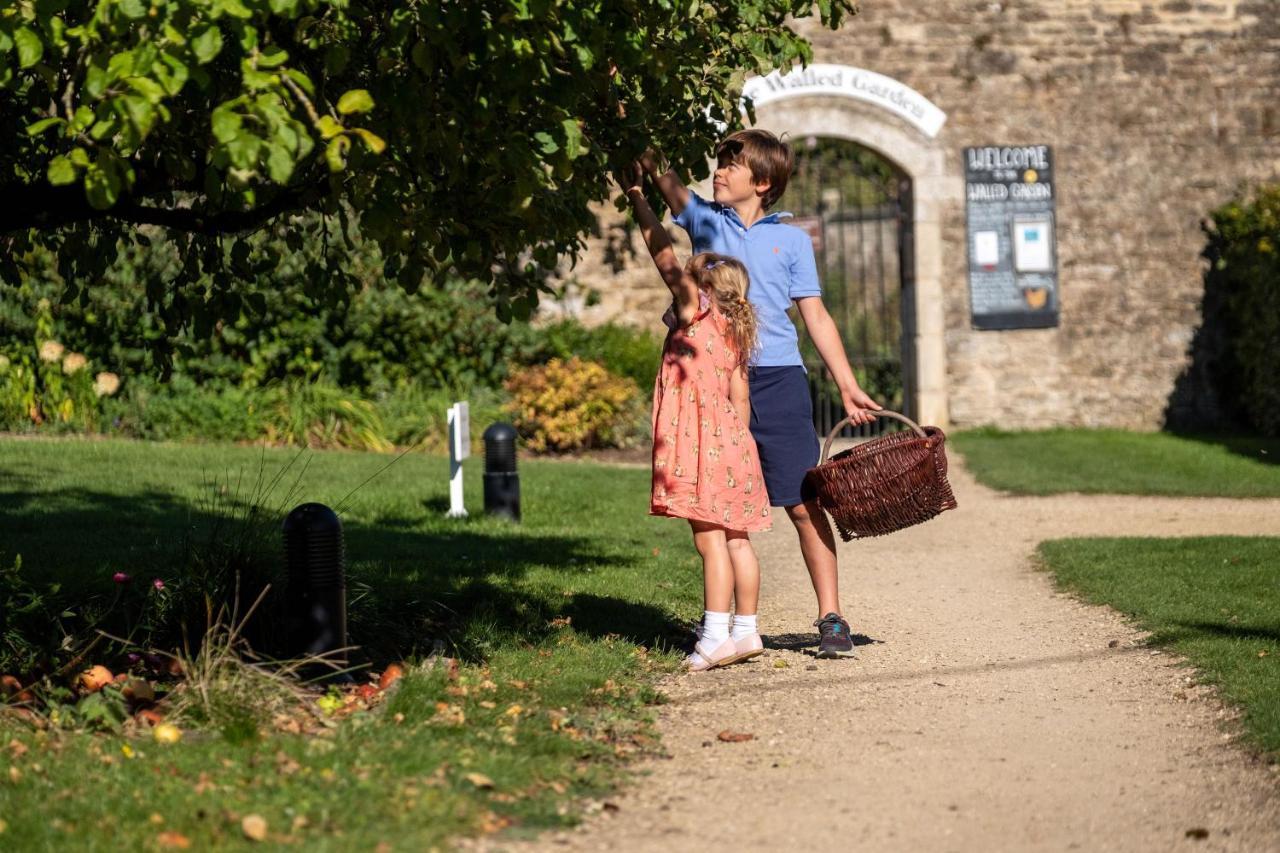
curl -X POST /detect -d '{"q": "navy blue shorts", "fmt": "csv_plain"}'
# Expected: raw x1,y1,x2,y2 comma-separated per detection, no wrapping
748,366,820,507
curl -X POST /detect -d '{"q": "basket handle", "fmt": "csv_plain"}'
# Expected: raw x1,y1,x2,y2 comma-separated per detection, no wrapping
820,410,927,463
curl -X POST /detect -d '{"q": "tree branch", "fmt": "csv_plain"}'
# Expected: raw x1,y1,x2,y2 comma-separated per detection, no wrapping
0,177,329,236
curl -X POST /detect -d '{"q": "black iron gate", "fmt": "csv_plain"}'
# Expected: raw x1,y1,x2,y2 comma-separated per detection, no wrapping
784,137,914,439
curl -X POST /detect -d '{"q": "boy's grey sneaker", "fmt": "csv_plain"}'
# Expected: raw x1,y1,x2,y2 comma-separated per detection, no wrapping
814,612,856,658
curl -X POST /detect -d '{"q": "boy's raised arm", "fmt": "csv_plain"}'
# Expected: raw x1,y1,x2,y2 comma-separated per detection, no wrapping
640,149,690,217
618,165,698,322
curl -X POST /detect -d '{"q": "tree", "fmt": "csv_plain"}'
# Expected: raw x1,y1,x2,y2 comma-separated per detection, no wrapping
1,0,856,324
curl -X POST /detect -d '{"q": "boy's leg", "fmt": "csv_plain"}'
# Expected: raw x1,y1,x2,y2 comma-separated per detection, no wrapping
750,367,841,618
784,500,840,617
750,367,856,657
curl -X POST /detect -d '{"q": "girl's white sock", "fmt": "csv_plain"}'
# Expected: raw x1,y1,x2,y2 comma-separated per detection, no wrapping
699,610,731,648
731,613,758,641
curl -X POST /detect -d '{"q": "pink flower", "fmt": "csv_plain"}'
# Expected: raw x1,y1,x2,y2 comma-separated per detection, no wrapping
152,578,165,591
113,572,131,584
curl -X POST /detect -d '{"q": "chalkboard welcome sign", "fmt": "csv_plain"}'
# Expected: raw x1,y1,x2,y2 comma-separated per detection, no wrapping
964,145,1059,330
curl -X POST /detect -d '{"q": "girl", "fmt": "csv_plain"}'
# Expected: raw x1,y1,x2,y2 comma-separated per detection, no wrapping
619,165,772,672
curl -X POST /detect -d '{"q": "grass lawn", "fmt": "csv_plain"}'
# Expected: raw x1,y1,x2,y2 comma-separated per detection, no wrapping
0,437,702,849
1038,536,1280,757
952,428,1280,497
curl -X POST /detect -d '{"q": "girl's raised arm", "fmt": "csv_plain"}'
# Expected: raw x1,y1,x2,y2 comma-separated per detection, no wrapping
619,166,699,325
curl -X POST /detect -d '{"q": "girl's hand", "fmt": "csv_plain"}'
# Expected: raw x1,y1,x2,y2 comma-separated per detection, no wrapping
614,161,644,195
639,148,664,174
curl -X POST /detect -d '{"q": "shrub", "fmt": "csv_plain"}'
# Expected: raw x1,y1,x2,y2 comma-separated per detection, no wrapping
1205,187,1280,436
505,357,642,452
0,297,120,432
515,320,662,392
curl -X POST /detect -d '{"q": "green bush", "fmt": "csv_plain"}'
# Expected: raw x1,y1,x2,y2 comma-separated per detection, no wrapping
1,226,656,451
516,319,662,392
1206,187,1280,436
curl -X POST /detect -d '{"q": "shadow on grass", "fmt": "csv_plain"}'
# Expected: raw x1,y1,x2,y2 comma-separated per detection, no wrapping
0,486,686,667
1166,432,1280,467
1155,621,1280,645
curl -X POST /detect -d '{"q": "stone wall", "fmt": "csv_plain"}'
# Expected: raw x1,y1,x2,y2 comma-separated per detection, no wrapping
561,2,1280,430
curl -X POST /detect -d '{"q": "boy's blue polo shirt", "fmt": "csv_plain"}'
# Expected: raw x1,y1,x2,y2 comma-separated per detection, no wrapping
673,191,821,367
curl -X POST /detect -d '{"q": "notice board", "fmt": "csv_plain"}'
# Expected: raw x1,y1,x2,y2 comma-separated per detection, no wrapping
964,145,1059,330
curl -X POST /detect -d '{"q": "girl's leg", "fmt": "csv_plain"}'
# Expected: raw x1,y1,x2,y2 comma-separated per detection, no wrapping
690,520,733,613
687,521,736,669
725,530,759,617
726,531,763,655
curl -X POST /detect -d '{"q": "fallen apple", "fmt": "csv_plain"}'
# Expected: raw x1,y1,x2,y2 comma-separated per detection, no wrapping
153,722,183,744
355,683,379,702
379,663,405,691
1,674,21,697
123,678,156,704
136,708,164,726
78,665,114,693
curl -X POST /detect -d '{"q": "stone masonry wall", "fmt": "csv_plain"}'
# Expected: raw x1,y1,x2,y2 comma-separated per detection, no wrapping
561,2,1280,430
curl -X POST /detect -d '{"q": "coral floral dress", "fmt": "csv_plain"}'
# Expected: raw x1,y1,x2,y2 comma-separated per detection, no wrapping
650,294,771,532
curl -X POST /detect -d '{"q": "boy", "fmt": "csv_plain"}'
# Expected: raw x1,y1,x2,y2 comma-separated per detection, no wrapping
641,130,881,658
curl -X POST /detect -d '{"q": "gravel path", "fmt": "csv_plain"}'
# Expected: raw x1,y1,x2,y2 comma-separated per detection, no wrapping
485,457,1280,852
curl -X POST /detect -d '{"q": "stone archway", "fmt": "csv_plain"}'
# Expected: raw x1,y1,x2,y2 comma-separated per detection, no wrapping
748,71,955,428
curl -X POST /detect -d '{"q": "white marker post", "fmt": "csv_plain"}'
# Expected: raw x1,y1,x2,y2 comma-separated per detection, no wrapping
446,401,471,518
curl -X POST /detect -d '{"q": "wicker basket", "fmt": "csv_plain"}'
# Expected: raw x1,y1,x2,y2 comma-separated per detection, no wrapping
805,410,958,541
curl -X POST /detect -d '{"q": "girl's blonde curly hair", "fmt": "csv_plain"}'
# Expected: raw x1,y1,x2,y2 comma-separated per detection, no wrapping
685,253,759,366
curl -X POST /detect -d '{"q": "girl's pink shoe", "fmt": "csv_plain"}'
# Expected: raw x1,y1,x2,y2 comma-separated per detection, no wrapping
686,636,739,672
724,633,764,665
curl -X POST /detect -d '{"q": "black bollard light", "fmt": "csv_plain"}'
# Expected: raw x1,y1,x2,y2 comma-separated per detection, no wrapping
483,422,521,521
283,502,350,678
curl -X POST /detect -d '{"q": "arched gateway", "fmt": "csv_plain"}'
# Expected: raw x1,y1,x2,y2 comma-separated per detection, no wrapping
744,65,954,430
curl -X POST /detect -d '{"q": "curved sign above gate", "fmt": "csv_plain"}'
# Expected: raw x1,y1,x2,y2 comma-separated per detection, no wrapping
741,64,947,139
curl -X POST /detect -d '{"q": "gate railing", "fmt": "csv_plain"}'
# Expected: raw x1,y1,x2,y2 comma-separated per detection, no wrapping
806,360,905,440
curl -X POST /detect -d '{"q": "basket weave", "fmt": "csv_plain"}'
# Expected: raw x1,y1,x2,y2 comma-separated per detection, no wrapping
805,410,958,541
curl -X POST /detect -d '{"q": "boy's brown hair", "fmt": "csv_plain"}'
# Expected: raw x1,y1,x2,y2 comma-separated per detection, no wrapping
715,129,794,210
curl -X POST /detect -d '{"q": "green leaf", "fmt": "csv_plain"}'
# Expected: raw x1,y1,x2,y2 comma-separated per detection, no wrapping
211,107,241,143
336,89,374,115
70,106,94,132
283,68,314,96
119,0,148,19
26,117,64,137
155,54,190,95
46,156,77,186
122,95,157,137
84,162,119,209
215,0,254,20
352,127,386,155
561,118,584,159
192,26,224,64
126,76,166,104
533,131,558,154
15,27,43,69
226,133,262,169
85,63,109,99
325,135,351,172
315,115,344,139
257,45,289,68
266,143,294,183
68,148,91,167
